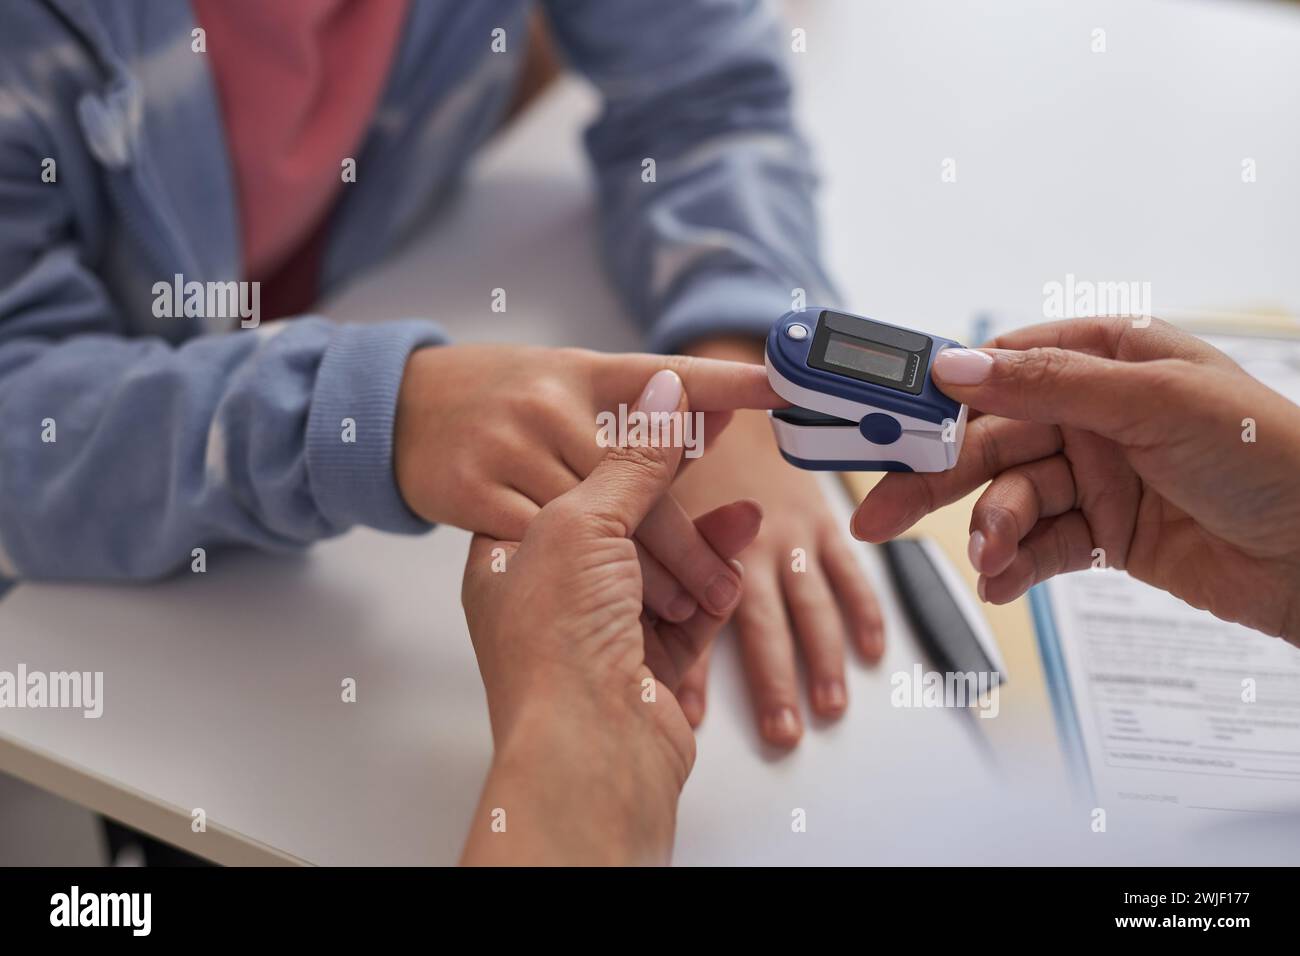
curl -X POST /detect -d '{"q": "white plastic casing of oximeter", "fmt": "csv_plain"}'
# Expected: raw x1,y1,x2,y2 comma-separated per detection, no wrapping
765,308,968,473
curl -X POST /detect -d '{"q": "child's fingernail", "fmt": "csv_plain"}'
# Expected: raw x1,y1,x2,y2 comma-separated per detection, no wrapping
968,530,986,573
638,369,683,414
933,348,994,385
815,681,847,714
705,572,740,613
762,707,801,744
665,591,698,622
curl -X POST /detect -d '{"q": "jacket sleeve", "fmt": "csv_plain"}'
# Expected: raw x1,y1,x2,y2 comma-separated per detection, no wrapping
0,114,443,583
541,0,838,353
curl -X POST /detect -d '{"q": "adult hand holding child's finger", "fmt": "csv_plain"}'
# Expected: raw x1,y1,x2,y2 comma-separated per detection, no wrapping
459,368,762,865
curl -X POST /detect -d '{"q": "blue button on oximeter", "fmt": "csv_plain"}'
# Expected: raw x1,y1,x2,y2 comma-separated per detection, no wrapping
765,308,968,472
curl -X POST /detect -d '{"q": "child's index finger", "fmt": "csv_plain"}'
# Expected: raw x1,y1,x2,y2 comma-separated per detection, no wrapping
595,353,786,411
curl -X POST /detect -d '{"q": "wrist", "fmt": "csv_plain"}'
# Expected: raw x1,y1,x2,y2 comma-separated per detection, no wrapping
393,345,453,523
500,678,687,787
470,680,685,866
305,321,444,533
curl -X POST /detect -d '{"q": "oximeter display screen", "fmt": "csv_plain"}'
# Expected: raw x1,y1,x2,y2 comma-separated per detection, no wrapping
807,310,932,395
822,333,908,382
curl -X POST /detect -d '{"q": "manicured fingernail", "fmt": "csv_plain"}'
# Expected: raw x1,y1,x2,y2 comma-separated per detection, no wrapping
933,348,993,385
815,681,847,714
664,590,698,623
977,575,988,602
968,530,986,574
762,707,801,744
704,572,740,613
638,369,683,414
679,689,705,725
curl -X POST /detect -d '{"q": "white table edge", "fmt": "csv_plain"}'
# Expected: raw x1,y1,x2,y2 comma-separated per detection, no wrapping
0,730,306,867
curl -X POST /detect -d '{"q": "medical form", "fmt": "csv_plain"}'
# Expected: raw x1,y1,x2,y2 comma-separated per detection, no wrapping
1041,329,1300,824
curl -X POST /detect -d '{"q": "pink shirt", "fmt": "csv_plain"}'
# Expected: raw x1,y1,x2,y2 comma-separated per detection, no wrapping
194,0,409,298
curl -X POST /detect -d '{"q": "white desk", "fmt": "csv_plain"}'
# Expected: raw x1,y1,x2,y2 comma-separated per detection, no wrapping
3,0,1299,866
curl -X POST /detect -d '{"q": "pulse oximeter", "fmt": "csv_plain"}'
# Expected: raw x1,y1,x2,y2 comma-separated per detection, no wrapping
765,308,968,472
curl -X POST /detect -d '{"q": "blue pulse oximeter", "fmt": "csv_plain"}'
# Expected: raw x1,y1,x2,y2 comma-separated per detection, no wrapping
765,308,968,472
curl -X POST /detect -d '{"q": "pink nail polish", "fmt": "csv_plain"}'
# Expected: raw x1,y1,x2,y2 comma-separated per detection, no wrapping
638,369,683,414
933,348,993,385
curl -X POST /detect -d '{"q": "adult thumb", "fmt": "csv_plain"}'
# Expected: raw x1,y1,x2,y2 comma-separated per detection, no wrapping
931,345,1177,441
558,368,689,539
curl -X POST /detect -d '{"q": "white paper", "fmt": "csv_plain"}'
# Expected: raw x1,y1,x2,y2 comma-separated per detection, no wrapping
1051,571,1300,822
1050,330,1300,826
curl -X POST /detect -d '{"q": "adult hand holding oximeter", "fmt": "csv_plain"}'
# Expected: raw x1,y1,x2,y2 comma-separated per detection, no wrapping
765,308,967,472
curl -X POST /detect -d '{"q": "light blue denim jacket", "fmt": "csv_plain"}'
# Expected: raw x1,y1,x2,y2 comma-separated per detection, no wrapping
0,0,834,582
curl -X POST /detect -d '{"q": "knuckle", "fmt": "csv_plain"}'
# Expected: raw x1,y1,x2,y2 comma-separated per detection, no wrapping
783,587,823,622
752,675,798,708
1095,314,1134,335
521,377,573,422
662,353,697,378
539,492,588,529
446,458,482,501
1107,321,1138,361
1136,357,1193,392
1005,347,1074,416
1137,315,1175,337
975,423,1005,481
599,441,670,476
480,422,523,462
1103,359,1196,446
660,354,698,396
1100,315,1137,356
1025,346,1072,387
554,492,632,540
586,511,634,542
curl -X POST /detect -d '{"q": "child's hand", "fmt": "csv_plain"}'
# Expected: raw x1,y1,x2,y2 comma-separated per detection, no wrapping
395,344,781,625
853,317,1300,643
459,370,760,865
671,338,886,747
672,410,886,745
